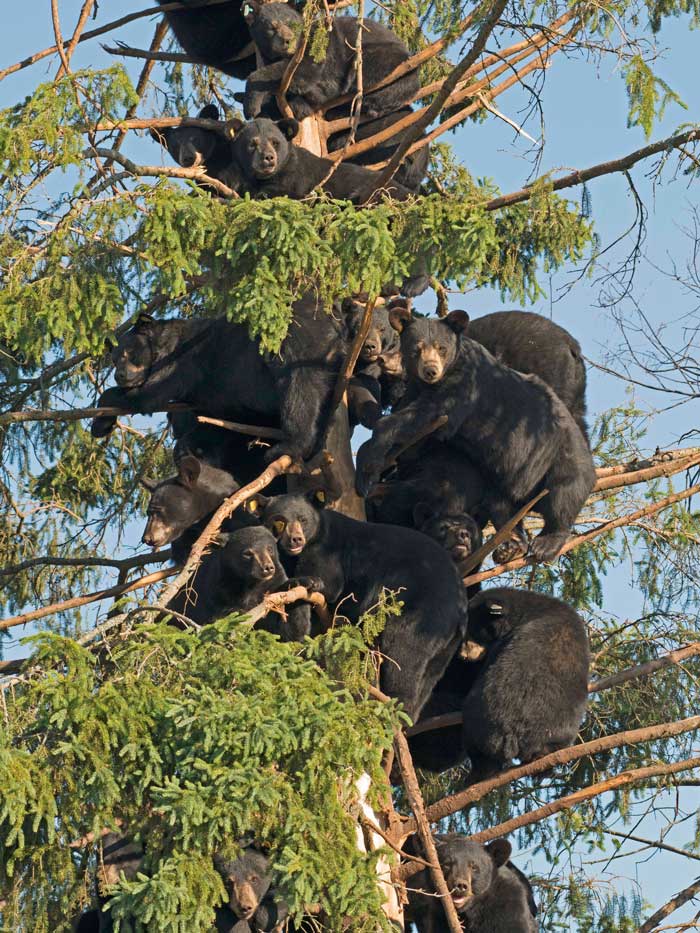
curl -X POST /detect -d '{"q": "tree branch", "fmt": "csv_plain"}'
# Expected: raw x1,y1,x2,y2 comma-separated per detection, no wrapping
637,878,700,932
484,128,700,212
0,550,171,580
603,829,700,864
397,715,700,842
0,0,232,83
589,642,700,694
464,758,700,846
464,483,700,587
0,567,177,633
373,0,510,189
83,146,238,197
367,684,462,933
56,0,96,80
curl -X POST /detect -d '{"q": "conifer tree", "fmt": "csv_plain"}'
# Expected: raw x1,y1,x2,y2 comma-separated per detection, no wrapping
0,1,699,930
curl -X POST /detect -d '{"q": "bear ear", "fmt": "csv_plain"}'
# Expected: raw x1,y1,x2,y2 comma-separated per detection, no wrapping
139,475,158,492
306,488,328,508
134,312,156,333
227,117,244,137
445,309,470,334
277,118,300,141
198,104,220,121
388,304,412,333
244,493,270,515
242,0,259,21
412,501,433,529
485,838,512,867
177,455,201,489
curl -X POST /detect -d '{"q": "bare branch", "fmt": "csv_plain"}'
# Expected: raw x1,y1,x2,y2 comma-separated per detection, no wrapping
464,758,700,846
637,878,700,933
56,0,97,80
484,128,700,212
0,567,176,633
373,0,510,189
464,483,700,587
0,550,171,580
398,715,700,840
589,642,700,694
0,1,232,84
84,146,238,198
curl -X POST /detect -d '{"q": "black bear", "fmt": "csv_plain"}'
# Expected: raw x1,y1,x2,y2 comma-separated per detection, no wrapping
169,411,286,494
247,492,468,720
243,2,419,121
342,297,408,419
230,117,412,203
90,295,345,464
405,651,484,774
467,310,588,439
356,310,596,563
73,834,144,932
406,834,537,932
368,442,487,535
328,107,430,194
167,525,311,640
462,587,590,776
214,847,289,932
140,454,249,565
154,104,242,193
155,0,259,79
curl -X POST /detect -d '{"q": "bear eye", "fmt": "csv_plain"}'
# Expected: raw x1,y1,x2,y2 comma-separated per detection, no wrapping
242,549,254,560
249,874,259,883
437,345,447,356
272,519,286,534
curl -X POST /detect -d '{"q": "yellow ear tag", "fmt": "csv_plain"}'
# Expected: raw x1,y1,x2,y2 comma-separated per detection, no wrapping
248,499,258,512
316,491,326,504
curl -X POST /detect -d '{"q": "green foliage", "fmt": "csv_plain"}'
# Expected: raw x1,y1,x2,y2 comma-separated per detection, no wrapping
0,621,400,931
623,55,686,137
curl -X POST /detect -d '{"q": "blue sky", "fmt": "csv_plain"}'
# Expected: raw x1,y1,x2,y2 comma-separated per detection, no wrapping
2,3,700,927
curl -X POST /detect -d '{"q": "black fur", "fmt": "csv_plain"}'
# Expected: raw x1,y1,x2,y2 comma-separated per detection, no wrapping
230,117,413,203
406,652,483,773
343,298,408,419
461,587,590,775
72,834,143,932
140,455,257,567
169,411,286,493
167,525,311,640
243,3,419,121
155,0,257,79
214,847,289,932
249,493,468,720
155,104,242,193
91,296,345,463
356,311,596,563
406,834,537,932
328,107,429,193
467,310,588,439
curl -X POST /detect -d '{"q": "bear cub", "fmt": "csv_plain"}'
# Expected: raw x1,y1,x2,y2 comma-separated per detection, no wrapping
406,834,537,932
